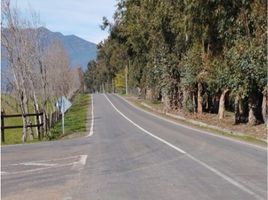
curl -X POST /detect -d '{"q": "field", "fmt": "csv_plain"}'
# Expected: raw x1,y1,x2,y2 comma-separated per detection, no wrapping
1,95,38,144
1,94,90,144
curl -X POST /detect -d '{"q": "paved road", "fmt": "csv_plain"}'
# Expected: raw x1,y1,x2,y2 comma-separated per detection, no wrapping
1,93,267,200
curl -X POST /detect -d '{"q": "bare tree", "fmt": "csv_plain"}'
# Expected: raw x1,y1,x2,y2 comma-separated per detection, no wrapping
2,0,33,141
2,0,83,141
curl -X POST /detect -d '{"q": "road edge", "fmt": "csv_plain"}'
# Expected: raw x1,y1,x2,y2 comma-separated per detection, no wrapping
105,94,263,200
116,94,267,151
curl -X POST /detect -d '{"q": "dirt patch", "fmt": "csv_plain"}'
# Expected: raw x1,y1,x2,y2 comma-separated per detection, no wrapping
60,131,86,140
125,96,267,140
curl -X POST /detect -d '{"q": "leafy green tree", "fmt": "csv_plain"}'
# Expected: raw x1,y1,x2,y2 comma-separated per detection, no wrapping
84,0,267,125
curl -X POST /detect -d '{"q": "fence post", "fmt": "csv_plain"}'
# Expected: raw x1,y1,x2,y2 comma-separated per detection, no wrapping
1,111,5,143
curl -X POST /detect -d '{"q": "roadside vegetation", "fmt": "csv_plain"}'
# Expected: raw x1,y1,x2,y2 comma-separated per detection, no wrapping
1,0,84,143
123,95,266,145
84,0,267,139
50,94,90,139
1,95,37,144
1,93,89,144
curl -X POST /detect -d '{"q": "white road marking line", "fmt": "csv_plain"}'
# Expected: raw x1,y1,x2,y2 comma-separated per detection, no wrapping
104,94,263,200
79,155,88,165
9,155,80,166
186,154,262,199
116,94,267,151
1,171,8,175
72,155,88,170
1,163,74,176
105,95,185,154
14,162,57,167
2,154,87,176
86,94,94,137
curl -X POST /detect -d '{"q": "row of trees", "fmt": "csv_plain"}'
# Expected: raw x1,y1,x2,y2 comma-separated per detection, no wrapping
1,0,83,141
85,0,267,125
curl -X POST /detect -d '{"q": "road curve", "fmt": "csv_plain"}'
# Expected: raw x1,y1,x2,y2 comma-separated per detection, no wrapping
1,93,267,200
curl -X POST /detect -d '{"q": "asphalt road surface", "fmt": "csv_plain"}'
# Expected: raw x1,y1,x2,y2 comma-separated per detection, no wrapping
1,93,267,200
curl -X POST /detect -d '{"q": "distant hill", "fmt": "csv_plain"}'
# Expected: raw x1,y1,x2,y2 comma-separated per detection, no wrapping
37,27,97,71
2,27,97,71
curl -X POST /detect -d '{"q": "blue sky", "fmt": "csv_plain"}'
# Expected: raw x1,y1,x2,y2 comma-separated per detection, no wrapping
15,0,117,44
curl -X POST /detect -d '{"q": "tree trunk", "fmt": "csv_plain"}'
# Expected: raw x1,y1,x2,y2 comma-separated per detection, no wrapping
248,107,255,125
238,98,244,117
20,94,28,143
197,82,203,114
21,115,27,142
26,103,34,140
205,97,209,111
248,96,256,125
183,89,194,113
162,93,170,112
43,112,48,137
262,88,267,124
218,88,229,120
234,94,241,124
146,87,154,101
32,93,42,138
192,92,197,113
125,65,128,95
182,89,189,112
112,79,115,93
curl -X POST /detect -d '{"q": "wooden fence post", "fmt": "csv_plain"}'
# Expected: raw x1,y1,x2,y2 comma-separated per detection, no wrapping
1,112,48,142
1,111,5,143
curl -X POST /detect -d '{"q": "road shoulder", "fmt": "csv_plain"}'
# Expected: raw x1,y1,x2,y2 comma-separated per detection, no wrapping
117,94,267,149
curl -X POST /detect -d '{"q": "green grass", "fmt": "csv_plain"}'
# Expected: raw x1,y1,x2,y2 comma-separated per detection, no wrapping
1,93,90,144
49,94,90,139
1,95,39,144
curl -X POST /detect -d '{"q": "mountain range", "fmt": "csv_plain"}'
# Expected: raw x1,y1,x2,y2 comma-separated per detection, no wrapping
37,27,97,71
2,27,97,71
